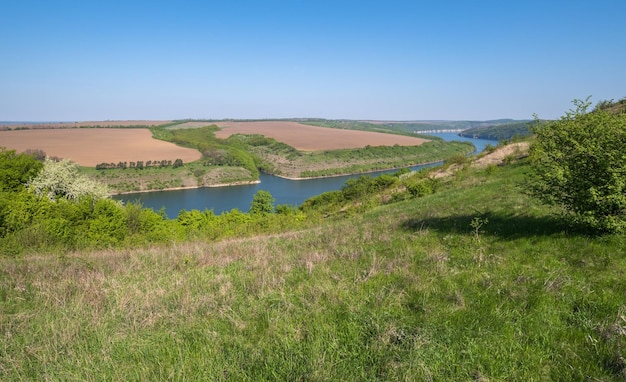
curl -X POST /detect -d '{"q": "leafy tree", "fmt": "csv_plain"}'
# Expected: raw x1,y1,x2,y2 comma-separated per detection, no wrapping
250,190,275,214
0,147,43,192
529,98,626,233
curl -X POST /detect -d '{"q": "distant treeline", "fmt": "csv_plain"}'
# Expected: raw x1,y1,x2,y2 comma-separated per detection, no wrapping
96,158,183,170
459,121,534,141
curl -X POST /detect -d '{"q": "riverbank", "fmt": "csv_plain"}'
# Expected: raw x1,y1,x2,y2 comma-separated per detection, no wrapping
103,157,443,195
113,180,261,196
270,159,444,180
113,159,445,195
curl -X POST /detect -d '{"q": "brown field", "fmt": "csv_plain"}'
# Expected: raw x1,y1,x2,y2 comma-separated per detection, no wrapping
213,121,429,150
0,128,202,167
1,120,171,130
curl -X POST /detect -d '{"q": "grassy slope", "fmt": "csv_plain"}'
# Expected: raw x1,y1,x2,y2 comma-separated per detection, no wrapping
2,159,626,380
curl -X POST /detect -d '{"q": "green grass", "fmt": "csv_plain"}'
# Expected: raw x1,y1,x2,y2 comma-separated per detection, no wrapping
3,160,626,380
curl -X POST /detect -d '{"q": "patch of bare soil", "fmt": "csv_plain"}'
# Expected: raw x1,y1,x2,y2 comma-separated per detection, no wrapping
213,121,428,151
472,142,530,168
0,128,202,167
431,142,530,179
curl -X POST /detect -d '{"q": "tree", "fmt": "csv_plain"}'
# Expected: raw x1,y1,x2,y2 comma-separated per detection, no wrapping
529,98,626,233
0,147,43,192
249,190,275,214
27,158,110,201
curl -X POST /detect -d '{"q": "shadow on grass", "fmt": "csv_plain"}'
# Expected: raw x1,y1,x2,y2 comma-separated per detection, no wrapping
401,211,591,239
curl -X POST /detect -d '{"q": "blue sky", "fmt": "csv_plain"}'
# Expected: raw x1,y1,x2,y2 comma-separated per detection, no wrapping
1,0,625,121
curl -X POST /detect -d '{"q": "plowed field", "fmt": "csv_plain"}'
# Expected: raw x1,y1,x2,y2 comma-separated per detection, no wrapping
213,121,428,150
0,128,202,167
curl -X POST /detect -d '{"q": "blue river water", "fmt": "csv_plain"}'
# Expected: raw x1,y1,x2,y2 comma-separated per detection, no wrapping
113,133,497,218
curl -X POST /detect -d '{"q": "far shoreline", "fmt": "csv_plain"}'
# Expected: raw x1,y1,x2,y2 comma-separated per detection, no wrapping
269,160,444,181
112,160,445,196
113,180,262,196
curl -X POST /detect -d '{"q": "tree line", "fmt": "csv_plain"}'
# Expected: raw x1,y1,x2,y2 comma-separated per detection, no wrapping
96,158,183,170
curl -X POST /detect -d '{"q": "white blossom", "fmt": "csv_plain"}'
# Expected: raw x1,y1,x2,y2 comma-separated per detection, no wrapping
27,158,110,201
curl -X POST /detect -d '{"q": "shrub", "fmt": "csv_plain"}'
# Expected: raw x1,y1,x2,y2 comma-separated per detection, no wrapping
444,154,469,166
300,191,344,212
529,98,626,233
27,158,110,201
84,199,127,247
250,190,275,214
405,178,439,197
0,147,43,192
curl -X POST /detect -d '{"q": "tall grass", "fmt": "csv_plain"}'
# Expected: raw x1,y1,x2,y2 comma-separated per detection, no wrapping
2,160,626,380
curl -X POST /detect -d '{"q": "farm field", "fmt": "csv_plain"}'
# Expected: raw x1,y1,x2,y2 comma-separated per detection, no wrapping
0,128,202,167
1,120,171,129
213,121,429,150
0,120,470,192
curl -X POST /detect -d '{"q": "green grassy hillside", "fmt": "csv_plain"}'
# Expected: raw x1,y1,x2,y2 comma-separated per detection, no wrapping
3,153,626,380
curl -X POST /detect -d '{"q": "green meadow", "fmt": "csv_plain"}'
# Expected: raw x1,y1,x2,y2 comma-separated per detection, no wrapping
3,153,626,380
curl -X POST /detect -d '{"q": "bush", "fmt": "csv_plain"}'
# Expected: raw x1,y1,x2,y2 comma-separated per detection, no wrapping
529,98,626,233
28,158,110,201
300,191,344,212
0,147,43,192
444,154,469,166
250,190,275,214
405,178,439,197
84,199,127,247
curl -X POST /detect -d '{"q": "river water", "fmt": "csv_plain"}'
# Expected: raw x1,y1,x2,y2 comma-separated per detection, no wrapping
114,133,497,218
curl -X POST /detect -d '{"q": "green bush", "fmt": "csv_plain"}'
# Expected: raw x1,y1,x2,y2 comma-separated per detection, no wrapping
249,190,275,214
0,147,43,192
341,174,397,201
405,178,439,197
300,191,344,212
444,154,469,166
530,98,626,233
84,199,127,247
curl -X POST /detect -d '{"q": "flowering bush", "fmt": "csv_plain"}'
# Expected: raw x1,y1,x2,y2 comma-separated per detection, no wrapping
27,158,110,201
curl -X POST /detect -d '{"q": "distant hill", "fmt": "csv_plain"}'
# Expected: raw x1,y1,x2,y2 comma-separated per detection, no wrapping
458,120,534,141
372,119,521,134
303,119,534,142
456,96,626,141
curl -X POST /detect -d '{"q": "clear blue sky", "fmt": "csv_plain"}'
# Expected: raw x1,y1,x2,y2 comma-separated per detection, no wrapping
1,0,625,121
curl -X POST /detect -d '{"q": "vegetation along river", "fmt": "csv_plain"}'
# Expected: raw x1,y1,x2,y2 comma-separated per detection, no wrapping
114,134,498,218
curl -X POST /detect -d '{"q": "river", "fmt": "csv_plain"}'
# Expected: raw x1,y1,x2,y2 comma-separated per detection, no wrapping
113,133,498,218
